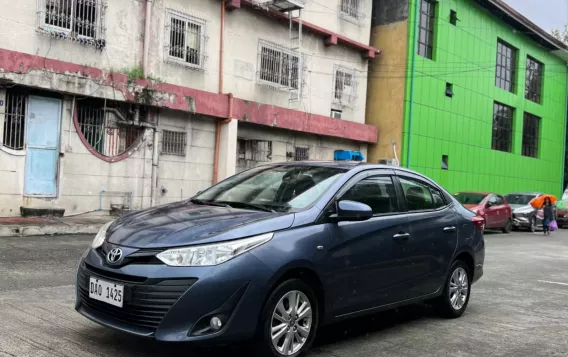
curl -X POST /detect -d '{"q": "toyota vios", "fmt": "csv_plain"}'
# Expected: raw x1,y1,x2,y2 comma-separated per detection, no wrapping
76,162,485,357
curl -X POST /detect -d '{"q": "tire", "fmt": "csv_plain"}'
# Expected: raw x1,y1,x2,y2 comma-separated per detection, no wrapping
435,260,472,318
255,279,318,357
529,216,537,233
502,219,512,233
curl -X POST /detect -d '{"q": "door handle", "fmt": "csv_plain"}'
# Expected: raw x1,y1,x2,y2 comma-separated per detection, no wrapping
443,226,456,233
393,233,410,241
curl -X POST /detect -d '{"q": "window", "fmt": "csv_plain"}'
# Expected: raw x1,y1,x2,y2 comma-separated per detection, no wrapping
445,82,453,97
333,67,357,107
495,40,517,92
341,176,400,215
399,177,443,211
166,10,207,69
492,102,514,153
522,113,540,158
339,0,360,20
258,40,300,90
38,0,107,46
495,195,505,205
2,87,27,151
525,56,543,104
441,155,449,170
161,130,187,156
418,0,436,59
294,146,309,161
450,10,458,25
237,139,273,171
331,109,342,119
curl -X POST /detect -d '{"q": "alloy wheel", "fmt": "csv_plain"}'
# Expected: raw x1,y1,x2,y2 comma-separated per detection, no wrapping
449,267,469,311
270,290,312,356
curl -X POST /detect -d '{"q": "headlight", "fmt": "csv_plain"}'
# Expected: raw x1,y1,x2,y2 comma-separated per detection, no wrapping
92,221,114,249
156,232,274,267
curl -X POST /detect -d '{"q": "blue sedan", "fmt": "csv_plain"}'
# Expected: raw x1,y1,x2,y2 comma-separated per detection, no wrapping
76,161,485,357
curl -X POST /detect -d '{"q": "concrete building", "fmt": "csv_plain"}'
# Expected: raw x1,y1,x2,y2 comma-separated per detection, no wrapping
367,0,568,195
0,0,379,216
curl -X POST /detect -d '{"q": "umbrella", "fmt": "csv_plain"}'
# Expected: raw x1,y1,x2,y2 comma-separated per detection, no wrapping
529,194,557,209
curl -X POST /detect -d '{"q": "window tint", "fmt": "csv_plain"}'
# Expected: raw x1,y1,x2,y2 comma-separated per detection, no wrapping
399,178,439,211
488,195,497,204
431,187,446,208
341,176,400,215
495,195,505,205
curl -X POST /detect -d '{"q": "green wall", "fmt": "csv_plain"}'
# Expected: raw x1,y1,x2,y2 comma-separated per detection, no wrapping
402,0,567,196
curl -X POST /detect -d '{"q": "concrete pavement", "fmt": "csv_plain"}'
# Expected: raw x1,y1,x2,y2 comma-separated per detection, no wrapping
0,213,113,237
0,231,567,356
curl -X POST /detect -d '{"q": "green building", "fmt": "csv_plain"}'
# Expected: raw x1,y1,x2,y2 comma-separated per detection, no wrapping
367,0,568,195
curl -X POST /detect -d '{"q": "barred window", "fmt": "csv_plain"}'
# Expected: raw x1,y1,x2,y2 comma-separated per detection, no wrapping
492,102,514,153
418,0,435,59
258,40,299,90
294,147,309,161
495,40,517,92
333,67,357,107
37,0,107,46
525,56,543,104
165,10,208,70
339,0,360,19
2,88,28,151
161,130,187,156
522,113,540,158
76,98,145,158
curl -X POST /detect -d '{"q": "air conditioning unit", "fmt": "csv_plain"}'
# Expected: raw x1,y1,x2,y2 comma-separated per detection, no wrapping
378,158,399,166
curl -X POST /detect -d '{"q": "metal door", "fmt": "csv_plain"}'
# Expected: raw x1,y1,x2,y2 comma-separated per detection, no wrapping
24,96,62,197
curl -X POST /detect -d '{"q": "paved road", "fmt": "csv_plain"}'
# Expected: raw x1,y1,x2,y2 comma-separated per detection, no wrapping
1,231,567,357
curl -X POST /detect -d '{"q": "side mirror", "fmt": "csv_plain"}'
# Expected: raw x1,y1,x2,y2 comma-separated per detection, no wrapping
330,200,373,222
486,202,493,208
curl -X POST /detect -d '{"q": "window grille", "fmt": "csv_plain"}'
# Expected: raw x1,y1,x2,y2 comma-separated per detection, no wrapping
237,139,272,162
76,99,145,158
495,40,517,92
491,102,514,153
339,0,361,21
525,56,543,104
2,88,28,151
165,10,208,70
257,40,300,91
522,113,540,158
294,146,309,161
333,66,357,107
161,130,187,156
418,0,435,59
37,0,107,48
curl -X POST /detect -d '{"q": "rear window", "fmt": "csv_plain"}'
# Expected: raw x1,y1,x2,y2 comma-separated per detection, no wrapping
453,192,486,205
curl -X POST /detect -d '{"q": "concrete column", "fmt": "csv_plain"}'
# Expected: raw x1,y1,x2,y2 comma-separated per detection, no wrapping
0,89,6,143
217,119,238,181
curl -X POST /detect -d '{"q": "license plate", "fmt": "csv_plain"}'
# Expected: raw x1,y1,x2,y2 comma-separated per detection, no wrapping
89,277,124,308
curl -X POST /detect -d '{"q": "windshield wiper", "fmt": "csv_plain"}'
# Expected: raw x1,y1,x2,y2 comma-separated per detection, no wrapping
189,199,231,208
215,201,276,213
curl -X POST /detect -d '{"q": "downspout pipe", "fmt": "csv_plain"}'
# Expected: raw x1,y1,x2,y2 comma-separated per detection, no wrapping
405,0,420,168
562,69,568,196
143,0,153,77
213,93,234,184
151,128,160,206
219,0,225,94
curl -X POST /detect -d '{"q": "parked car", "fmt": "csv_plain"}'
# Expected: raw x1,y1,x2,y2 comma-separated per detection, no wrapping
76,162,485,357
453,191,513,233
555,200,568,228
504,192,556,232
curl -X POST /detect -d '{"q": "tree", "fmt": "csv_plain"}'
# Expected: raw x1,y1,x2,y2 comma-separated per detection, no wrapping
551,25,568,45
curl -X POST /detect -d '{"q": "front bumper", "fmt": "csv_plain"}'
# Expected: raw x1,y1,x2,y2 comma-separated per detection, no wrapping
513,215,532,228
75,246,273,343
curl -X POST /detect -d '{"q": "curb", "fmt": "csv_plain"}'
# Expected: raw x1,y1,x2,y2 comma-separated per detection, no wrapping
0,224,101,237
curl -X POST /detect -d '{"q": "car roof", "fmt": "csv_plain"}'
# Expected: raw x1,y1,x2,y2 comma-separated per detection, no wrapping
455,191,491,195
505,192,541,196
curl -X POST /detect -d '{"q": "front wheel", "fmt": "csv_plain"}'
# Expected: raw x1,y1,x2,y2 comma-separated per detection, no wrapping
502,219,512,233
435,261,471,318
255,279,318,357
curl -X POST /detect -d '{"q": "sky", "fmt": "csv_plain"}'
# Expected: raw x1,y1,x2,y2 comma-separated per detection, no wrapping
503,0,567,32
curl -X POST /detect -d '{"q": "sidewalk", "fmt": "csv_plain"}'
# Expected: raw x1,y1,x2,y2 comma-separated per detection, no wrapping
0,212,114,237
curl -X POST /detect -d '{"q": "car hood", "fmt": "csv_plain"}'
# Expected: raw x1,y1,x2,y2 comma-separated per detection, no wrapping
106,201,295,249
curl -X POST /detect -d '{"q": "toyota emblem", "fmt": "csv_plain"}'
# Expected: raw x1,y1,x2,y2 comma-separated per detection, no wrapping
107,248,123,264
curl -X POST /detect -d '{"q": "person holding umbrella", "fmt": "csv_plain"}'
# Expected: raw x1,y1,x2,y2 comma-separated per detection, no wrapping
541,197,556,235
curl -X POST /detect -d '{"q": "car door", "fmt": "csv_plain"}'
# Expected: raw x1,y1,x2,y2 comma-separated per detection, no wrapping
394,173,459,300
484,194,500,228
494,195,508,226
324,171,411,315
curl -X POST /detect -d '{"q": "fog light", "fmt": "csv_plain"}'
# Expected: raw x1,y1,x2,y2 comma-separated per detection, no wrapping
210,316,223,330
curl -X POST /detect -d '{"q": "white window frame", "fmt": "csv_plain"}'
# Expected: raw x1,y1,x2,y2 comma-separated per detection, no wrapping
332,65,357,108
37,0,106,41
257,39,301,92
338,0,362,22
165,9,208,71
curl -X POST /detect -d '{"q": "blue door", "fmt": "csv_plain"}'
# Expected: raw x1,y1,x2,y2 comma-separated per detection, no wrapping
24,96,62,197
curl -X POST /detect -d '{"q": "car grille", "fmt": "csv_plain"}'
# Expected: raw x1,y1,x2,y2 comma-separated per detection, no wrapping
77,263,197,330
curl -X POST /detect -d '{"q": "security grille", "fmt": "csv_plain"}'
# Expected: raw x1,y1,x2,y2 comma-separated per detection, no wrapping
161,130,187,156
76,99,145,157
257,40,300,90
2,88,28,151
165,10,208,70
294,146,309,161
333,67,357,107
37,0,107,46
339,0,360,20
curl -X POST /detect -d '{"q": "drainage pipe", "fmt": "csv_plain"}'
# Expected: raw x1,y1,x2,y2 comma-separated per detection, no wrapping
143,0,153,77
219,0,225,94
405,0,420,168
213,93,233,184
151,128,159,206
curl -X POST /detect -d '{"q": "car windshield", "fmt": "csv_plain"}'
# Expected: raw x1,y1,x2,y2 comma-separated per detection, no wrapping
505,194,536,205
453,192,486,205
193,165,346,212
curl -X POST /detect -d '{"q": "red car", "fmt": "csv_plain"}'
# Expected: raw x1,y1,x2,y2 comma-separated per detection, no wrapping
453,192,513,233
